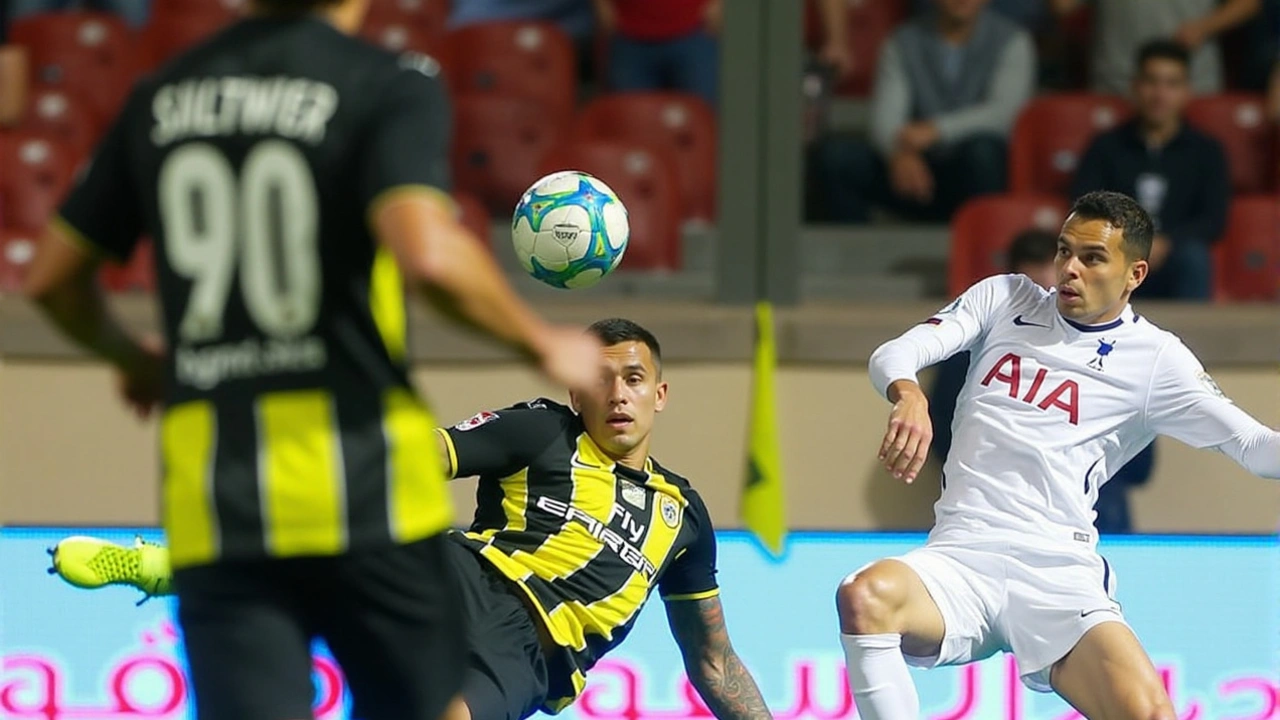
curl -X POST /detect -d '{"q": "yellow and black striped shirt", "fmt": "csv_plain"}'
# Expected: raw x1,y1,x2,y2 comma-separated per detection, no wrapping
54,18,456,569
440,398,720,713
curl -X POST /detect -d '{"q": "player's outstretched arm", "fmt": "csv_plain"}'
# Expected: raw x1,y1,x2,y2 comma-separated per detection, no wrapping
664,596,774,720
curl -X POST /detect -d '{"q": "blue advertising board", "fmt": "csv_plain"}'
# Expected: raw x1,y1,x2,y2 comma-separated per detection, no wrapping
1,528,1276,719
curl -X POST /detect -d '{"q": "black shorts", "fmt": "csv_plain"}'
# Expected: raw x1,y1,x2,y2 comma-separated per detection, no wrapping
445,536,551,720
173,535,466,720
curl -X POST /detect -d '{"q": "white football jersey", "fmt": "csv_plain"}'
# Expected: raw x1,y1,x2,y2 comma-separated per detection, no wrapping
869,274,1279,554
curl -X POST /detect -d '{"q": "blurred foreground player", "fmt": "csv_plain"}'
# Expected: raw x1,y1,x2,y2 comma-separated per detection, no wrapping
21,0,599,717
838,191,1280,720
51,319,774,720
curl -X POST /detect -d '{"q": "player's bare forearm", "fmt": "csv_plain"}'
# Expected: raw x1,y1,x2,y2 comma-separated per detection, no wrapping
374,194,552,364
665,597,773,720
23,227,147,370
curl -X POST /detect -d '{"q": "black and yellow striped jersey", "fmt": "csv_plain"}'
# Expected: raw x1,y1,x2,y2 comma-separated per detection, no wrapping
440,398,720,713
55,17,455,569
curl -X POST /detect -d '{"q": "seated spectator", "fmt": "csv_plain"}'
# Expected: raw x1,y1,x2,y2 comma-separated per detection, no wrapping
593,0,719,108
809,0,1036,224
928,228,1156,534
1050,0,1261,95
449,0,597,82
1071,40,1229,300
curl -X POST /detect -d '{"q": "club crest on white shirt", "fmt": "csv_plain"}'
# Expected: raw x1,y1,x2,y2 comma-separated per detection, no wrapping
1086,338,1117,372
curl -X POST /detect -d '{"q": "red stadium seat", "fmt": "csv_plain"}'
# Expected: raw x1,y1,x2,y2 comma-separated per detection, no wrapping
949,194,1069,297
0,132,76,233
0,228,39,294
359,17,446,58
452,191,492,248
20,88,101,159
804,0,908,98
450,95,564,216
11,12,140,127
141,7,241,69
444,21,577,125
1010,94,1131,196
1213,195,1280,302
573,92,717,223
1186,93,1275,194
98,237,155,293
364,0,449,39
536,139,683,271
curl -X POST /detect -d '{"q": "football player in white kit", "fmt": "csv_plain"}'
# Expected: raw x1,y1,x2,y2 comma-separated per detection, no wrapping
837,191,1280,720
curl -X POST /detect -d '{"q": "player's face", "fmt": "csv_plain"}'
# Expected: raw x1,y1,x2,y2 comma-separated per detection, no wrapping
571,341,667,464
1055,216,1147,323
1133,58,1190,128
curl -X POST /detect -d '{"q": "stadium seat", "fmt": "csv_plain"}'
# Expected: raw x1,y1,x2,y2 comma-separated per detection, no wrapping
1009,94,1131,196
10,12,139,127
1213,195,1279,302
949,194,1069,297
444,21,577,125
98,237,154,293
1186,93,1275,194
573,92,717,223
452,191,492,248
536,139,683,271
804,0,908,98
141,7,241,69
20,88,100,159
0,228,39,294
359,17,446,59
451,95,564,216
0,132,76,233
364,0,449,39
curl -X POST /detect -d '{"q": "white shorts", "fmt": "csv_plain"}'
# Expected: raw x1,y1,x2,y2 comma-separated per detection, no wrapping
891,541,1127,692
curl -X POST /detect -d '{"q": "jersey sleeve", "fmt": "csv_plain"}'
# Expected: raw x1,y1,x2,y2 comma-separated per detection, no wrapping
56,86,145,262
359,53,452,213
1146,340,1280,478
659,490,720,602
868,274,1031,399
438,401,570,479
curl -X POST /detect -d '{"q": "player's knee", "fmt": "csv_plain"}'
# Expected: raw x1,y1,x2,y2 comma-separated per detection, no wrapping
835,564,907,635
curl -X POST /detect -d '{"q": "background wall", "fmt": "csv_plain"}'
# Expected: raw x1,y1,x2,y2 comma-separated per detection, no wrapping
3,360,1277,533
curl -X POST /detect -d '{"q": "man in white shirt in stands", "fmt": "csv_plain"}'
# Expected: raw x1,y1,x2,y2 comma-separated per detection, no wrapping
838,190,1280,720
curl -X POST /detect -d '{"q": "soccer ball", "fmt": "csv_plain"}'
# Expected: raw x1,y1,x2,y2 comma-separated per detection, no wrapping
512,170,630,289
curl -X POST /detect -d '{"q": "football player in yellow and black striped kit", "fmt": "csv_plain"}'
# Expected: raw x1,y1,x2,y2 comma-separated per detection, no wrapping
50,319,773,720
22,0,598,717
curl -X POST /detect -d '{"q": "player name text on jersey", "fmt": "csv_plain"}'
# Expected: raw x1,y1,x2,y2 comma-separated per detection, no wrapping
151,76,340,147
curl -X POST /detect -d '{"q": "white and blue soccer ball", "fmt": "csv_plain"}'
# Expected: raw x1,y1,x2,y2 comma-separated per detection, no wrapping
511,170,630,289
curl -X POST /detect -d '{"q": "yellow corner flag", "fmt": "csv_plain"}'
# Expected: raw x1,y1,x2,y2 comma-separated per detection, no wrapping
741,301,787,558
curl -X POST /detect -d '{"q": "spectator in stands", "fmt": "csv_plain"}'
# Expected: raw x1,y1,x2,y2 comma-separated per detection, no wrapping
450,0,597,83
810,0,1036,224
1071,40,1229,300
928,229,1156,534
593,0,720,108
1050,0,1261,95
0,12,28,127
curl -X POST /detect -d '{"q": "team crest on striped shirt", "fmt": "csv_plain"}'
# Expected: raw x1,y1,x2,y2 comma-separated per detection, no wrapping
454,411,498,431
660,495,680,528
620,480,647,510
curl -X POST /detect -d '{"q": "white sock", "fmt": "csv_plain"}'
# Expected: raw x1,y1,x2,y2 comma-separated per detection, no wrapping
840,632,921,720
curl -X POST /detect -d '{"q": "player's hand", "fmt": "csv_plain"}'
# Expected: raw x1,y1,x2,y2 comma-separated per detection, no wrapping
117,335,165,420
880,380,933,484
537,327,604,392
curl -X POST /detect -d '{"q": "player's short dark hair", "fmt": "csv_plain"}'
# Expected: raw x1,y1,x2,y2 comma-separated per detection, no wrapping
1137,39,1191,74
1067,191,1155,261
588,318,662,373
1006,229,1058,271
